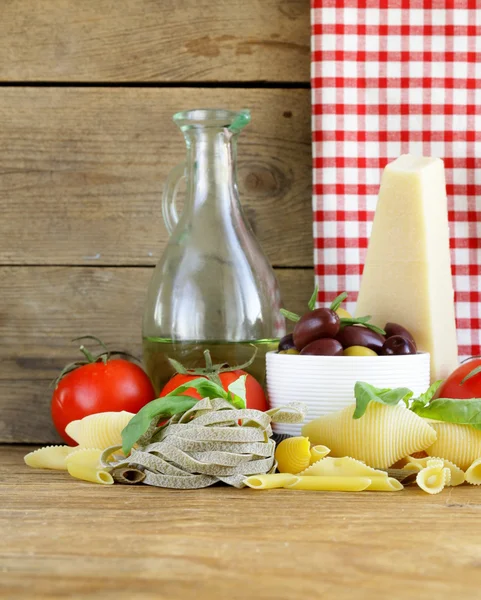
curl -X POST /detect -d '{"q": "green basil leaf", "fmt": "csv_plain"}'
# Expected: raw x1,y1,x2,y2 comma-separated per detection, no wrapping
410,397,481,431
121,396,198,454
354,382,413,419
227,375,247,409
164,377,227,399
308,285,319,311
280,309,301,323
329,292,348,312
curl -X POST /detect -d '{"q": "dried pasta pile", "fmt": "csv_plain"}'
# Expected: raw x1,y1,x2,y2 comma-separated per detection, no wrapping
101,398,306,489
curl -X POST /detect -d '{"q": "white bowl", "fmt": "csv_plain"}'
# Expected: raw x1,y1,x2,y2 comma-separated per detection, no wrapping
266,351,430,436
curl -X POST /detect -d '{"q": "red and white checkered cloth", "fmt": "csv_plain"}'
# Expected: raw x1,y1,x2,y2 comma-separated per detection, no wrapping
311,0,481,359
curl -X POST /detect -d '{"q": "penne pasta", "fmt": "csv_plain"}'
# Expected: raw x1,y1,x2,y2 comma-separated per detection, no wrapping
285,476,372,491
302,403,437,469
65,448,113,485
243,473,297,489
66,411,134,450
24,445,77,471
426,422,481,471
465,458,481,485
275,437,311,474
298,457,402,492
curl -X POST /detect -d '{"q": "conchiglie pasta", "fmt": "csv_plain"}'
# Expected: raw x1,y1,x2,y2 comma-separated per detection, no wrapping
275,437,311,474
465,458,481,485
65,411,134,449
426,422,481,471
302,403,437,469
405,455,464,486
65,448,113,485
24,445,76,470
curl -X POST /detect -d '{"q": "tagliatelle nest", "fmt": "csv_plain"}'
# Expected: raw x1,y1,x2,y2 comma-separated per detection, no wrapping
101,398,306,489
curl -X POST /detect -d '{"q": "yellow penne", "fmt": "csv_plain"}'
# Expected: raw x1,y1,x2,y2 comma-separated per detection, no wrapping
309,445,330,464
65,411,134,449
243,474,297,489
465,458,481,485
24,445,77,470
426,422,481,471
65,448,113,485
416,464,450,495
275,437,311,474
366,477,403,492
302,403,437,469
297,456,402,491
285,476,372,491
67,465,114,485
405,455,465,486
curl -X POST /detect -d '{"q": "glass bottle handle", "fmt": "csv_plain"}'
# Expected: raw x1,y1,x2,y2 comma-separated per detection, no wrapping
162,162,185,235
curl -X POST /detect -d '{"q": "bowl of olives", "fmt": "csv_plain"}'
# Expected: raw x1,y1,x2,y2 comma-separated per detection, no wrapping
267,292,430,436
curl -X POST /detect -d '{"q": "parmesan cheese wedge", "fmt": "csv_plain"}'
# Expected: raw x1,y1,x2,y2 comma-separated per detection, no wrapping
355,155,458,381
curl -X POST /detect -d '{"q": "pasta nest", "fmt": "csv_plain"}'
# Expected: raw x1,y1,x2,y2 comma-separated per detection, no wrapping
102,398,306,489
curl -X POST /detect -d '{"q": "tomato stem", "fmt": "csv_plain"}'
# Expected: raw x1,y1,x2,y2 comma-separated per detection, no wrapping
79,345,96,363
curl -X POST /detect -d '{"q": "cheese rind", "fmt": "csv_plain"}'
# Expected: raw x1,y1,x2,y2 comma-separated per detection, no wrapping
355,154,458,381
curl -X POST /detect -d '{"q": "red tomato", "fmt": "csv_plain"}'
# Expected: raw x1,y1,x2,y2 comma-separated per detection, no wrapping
52,359,156,445
435,358,481,400
160,371,268,411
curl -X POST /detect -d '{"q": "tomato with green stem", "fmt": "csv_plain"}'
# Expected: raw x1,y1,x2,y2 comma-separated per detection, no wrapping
160,349,268,412
51,336,156,445
434,357,481,400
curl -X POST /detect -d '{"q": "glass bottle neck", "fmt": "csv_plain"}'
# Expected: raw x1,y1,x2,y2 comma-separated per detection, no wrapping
184,129,238,212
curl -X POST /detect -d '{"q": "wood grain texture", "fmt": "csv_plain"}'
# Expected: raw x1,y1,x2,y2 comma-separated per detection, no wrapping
0,0,309,82
2,445,481,600
0,266,313,442
0,87,312,267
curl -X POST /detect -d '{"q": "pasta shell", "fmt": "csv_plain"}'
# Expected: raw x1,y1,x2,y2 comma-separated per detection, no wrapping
405,455,465,486
426,422,481,471
302,403,437,469
416,464,450,495
465,458,481,485
65,411,134,449
275,436,311,474
24,445,77,470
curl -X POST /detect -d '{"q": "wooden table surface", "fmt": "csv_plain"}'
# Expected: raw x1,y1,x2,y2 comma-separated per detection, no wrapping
2,447,481,599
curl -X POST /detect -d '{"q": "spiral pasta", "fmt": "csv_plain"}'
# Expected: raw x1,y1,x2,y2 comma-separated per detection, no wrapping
65,411,134,449
426,422,481,471
302,403,437,469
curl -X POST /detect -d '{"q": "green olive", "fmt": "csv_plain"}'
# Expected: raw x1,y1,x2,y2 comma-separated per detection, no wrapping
343,345,377,357
336,307,352,319
278,349,300,355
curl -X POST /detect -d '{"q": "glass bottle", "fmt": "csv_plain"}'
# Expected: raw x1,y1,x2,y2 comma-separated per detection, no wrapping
142,108,285,393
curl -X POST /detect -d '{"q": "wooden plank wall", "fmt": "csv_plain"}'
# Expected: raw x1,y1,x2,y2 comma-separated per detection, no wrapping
0,0,313,443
